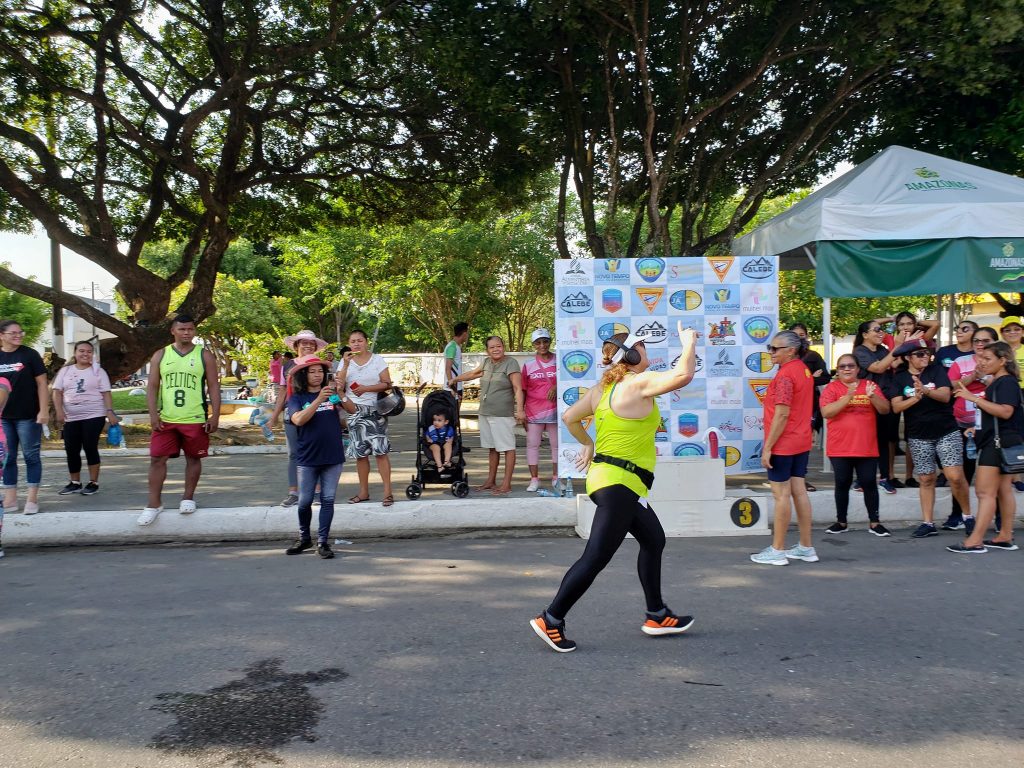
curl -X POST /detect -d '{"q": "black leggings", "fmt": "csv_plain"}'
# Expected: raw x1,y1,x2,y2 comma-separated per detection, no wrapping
547,484,666,620
62,416,106,475
831,456,880,523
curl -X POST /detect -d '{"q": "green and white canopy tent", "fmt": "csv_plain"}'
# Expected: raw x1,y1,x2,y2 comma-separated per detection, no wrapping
733,145,1024,365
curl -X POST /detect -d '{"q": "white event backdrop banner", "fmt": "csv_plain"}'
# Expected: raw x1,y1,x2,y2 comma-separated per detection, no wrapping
554,255,780,478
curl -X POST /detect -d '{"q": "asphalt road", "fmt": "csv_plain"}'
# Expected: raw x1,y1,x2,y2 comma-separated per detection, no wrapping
1,534,1021,767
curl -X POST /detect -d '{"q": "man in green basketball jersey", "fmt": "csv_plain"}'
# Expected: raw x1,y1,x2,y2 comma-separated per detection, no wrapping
138,315,221,526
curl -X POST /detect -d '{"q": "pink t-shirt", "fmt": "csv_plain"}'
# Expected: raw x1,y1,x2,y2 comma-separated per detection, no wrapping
521,355,558,423
53,365,111,421
948,356,985,426
270,357,284,386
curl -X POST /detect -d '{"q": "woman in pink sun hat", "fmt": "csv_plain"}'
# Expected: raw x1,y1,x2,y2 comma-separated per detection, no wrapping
269,330,329,507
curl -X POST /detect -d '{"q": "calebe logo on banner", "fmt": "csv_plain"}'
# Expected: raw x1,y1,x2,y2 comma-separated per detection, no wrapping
741,257,775,280
560,290,593,313
634,321,667,343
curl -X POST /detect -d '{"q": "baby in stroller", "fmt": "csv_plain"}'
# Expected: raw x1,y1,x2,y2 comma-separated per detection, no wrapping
425,412,456,469
405,388,470,499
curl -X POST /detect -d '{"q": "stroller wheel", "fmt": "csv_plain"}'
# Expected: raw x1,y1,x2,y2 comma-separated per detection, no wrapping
452,481,470,498
405,484,422,500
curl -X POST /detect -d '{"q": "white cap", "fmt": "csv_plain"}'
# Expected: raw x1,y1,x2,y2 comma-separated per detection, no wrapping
531,328,552,343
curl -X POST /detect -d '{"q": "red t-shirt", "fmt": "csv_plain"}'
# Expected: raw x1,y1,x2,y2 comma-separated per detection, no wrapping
763,359,813,455
821,379,882,457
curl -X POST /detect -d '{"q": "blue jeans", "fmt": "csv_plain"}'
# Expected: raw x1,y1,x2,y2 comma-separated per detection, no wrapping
285,421,298,489
297,463,343,543
2,419,43,489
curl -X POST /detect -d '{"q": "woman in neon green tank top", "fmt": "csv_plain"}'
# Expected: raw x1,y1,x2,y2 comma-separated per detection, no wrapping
530,322,698,653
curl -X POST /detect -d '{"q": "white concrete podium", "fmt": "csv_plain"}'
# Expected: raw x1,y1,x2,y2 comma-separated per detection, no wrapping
576,457,769,538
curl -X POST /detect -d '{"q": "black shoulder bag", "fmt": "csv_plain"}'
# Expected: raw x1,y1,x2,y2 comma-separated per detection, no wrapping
993,387,1024,473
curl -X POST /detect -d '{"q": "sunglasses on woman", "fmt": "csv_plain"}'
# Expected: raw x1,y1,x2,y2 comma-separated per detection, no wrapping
766,344,792,353
909,350,931,358
836,363,857,370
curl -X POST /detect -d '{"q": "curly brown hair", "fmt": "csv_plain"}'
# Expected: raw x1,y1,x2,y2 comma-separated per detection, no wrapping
599,332,634,388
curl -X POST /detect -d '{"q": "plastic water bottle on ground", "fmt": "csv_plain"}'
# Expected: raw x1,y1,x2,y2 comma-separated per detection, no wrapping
536,487,559,497
561,477,575,498
248,406,261,425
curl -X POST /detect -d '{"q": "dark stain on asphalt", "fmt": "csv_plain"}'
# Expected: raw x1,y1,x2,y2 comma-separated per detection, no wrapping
150,658,347,767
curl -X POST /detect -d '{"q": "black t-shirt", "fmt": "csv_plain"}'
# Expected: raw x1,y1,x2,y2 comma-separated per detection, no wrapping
976,374,1024,449
892,364,957,439
0,346,46,420
853,344,894,395
934,344,971,371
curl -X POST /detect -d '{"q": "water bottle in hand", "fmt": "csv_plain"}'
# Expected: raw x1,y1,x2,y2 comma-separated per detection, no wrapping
255,412,274,441
965,434,977,460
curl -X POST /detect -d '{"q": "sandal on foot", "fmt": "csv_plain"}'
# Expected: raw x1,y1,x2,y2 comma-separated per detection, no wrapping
382,495,394,507
349,495,370,504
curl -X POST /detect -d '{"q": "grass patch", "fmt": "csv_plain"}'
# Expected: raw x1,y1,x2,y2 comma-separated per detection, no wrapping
110,391,148,412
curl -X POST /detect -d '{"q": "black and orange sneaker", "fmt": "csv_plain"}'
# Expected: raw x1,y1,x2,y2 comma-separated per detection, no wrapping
529,614,577,653
641,609,695,636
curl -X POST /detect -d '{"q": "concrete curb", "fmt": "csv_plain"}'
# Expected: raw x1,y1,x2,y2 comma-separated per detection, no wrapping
2,485,1012,549
40,444,290,458
3,496,578,547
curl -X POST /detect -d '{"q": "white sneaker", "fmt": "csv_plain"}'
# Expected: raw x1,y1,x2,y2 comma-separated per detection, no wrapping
750,546,789,565
23,502,39,515
138,507,163,526
526,478,540,492
179,500,197,515
0,547,5,559
784,544,820,563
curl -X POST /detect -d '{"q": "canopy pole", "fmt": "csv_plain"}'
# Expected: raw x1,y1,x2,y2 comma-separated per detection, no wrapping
948,294,957,344
803,244,830,475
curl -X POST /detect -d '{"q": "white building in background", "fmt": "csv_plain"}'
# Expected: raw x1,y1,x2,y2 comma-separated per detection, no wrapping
34,296,118,364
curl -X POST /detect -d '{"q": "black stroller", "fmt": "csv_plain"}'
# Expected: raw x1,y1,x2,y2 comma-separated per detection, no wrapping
405,387,470,499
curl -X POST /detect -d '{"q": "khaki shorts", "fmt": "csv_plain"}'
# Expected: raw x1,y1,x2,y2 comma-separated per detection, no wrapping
479,415,516,452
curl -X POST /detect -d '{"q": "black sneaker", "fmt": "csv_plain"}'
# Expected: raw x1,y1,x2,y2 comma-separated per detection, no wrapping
904,477,920,488
940,514,965,531
983,539,1019,551
58,482,82,495
317,542,335,559
963,516,976,538
869,523,891,537
642,608,695,636
852,482,863,493
889,478,905,489
530,614,577,653
946,543,987,554
285,538,313,555
804,482,817,492
825,522,848,534
912,522,938,538
80,482,99,496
